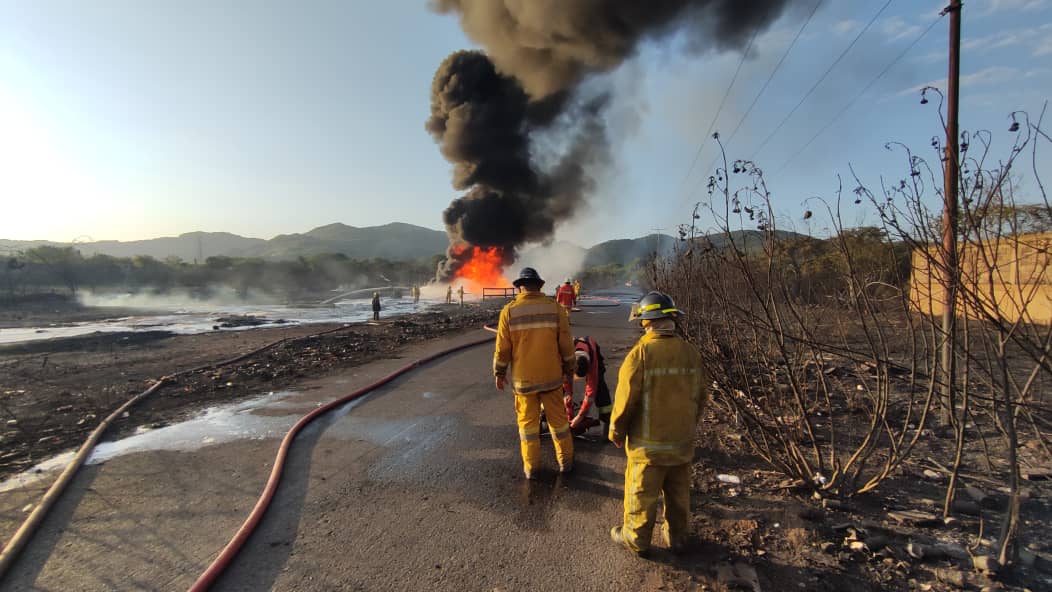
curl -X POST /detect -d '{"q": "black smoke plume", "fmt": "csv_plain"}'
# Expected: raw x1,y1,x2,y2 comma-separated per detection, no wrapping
428,0,804,280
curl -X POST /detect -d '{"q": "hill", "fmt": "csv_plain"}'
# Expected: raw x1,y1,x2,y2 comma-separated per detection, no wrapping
697,229,802,252
582,233,677,267
580,230,806,268
77,232,266,262
242,223,448,261
2,226,805,267
1,223,449,263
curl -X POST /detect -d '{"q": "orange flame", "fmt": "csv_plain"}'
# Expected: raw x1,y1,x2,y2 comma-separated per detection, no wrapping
452,245,511,293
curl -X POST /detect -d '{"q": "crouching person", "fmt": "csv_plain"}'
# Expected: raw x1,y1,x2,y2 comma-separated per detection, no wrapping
609,291,710,556
562,335,613,437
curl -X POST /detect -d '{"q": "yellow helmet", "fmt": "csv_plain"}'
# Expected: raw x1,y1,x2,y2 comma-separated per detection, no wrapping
629,291,681,322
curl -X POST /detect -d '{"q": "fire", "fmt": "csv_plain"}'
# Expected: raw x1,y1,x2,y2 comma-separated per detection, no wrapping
452,245,511,293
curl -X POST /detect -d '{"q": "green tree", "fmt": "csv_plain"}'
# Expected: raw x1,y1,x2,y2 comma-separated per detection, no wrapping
24,245,83,294
3,256,25,296
81,254,125,291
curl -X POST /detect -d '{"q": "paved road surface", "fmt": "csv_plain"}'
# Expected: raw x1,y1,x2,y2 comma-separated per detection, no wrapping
0,293,691,591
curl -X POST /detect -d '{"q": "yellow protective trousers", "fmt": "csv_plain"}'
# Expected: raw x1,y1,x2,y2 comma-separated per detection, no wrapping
621,460,691,552
515,388,574,473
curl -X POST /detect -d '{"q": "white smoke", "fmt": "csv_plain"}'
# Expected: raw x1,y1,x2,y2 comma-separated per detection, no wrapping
515,241,588,295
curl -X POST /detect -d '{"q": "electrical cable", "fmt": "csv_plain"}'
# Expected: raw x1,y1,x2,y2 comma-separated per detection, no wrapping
699,0,823,178
750,0,895,162
772,14,944,178
673,27,760,212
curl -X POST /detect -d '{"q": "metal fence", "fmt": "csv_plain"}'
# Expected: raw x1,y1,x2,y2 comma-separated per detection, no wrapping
482,287,516,300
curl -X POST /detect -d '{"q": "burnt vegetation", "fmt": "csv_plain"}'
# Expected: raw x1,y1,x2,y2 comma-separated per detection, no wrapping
646,109,1052,586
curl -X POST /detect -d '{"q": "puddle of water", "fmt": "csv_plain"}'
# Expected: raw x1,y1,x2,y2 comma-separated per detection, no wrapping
0,388,451,493
0,298,438,345
86,391,302,463
0,390,301,493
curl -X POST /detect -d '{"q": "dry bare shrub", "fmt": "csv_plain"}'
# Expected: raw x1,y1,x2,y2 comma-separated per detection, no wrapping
650,148,936,498
650,104,1052,567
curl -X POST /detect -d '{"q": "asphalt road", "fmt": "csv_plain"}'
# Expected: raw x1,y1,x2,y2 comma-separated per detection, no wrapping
0,293,683,591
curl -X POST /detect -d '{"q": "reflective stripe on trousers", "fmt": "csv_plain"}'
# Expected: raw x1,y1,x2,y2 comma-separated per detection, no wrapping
514,388,574,474
513,378,565,395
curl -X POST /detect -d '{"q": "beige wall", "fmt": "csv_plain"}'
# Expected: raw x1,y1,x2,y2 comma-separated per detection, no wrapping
910,233,1052,324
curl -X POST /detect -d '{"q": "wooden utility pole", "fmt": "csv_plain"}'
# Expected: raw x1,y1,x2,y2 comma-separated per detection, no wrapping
940,0,962,424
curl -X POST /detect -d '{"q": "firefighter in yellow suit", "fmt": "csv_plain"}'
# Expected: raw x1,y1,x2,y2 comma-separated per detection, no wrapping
494,267,576,479
609,291,710,555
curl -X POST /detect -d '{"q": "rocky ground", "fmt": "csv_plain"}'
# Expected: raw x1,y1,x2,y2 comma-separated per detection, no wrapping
1,297,1051,591
644,417,1052,592
0,301,501,481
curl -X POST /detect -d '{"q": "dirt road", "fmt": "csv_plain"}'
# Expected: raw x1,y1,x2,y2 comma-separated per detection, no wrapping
1,296,687,591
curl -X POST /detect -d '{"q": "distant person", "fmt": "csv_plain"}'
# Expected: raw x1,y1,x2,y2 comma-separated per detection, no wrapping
494,267,575,479
556,278,576,315
412,285,420,303
573,278,582,300
446,284,453,304
562,335,613,437
371,291,381,321
609,291,710,556
458,285,465,307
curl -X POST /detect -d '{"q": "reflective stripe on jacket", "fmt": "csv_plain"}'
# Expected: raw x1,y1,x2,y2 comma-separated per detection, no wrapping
610,331,710,465
563,336,606,419
494,292,574,395
556,284,576,307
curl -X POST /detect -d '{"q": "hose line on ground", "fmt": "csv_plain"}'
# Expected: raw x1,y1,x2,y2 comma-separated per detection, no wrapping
188,329,496,591
577,295,621,308
0,377,169,577
0,321,357,581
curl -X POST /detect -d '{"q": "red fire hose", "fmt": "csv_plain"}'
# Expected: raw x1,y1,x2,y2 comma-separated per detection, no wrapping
578,295,621,307
0,322,361,580
0,320,481,584
188,329,496,591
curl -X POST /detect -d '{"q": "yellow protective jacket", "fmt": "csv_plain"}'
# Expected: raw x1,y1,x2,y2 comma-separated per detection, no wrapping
610,331,710,465
494,291,574,395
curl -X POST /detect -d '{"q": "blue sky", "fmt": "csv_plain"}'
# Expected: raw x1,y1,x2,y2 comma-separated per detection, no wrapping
0,0,1049,247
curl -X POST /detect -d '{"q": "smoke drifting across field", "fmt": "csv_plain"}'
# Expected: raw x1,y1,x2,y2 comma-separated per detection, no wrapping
428,0,805,280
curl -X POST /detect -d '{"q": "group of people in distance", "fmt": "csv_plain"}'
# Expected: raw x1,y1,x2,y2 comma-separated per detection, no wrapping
493,266,710,556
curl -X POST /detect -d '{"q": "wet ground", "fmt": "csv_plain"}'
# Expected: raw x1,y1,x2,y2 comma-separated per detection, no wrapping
1,291,1047,591
0,292,666,591
0,303,500,482
0,294,439,345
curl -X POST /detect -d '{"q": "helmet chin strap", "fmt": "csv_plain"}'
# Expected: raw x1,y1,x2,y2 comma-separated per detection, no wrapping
643,318,676,333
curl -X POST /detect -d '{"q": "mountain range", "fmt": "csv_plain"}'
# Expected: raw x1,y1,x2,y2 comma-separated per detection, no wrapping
0,223,449,263
0,224,796,267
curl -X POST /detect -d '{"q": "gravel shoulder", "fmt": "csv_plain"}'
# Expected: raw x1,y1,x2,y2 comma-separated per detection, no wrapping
0,302,501,481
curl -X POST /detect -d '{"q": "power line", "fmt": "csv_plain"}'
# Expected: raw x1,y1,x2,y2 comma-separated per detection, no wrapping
684,0,822,208
750,0,895,162
772,14,944,178
705,0,822,164
673,27,760,209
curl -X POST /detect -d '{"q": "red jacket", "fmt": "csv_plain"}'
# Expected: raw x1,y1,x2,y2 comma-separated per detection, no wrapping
556,283,576,307
563,336,607,422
